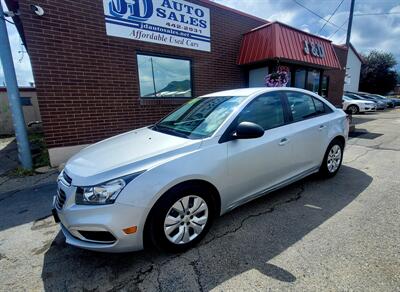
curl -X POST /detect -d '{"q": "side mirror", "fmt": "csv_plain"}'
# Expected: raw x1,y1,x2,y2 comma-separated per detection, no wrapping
234,122,264,139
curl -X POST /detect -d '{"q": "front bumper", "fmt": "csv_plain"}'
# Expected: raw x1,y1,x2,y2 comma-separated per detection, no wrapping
359,104,376,112
54,179,149,252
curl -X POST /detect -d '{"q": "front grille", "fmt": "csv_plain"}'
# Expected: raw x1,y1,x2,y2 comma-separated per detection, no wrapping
63,171,72,185
78,231,116,243
55,189,67,210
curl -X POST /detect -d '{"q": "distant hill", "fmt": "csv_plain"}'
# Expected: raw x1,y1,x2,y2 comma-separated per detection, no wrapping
144,79,191,97
158,80,190,93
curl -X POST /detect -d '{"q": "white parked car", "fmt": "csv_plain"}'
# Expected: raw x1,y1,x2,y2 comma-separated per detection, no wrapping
53,88,348,253
342,95,376,114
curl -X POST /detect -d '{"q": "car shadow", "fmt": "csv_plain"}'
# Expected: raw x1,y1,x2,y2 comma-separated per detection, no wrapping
41,165,372,291
0,181,57,232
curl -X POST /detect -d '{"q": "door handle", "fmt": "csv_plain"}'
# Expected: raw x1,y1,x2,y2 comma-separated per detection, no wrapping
318,125,327,131
279,138,289,146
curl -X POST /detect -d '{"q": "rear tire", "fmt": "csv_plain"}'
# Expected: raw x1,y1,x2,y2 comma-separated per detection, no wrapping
146,184,216,253
319,139,344,178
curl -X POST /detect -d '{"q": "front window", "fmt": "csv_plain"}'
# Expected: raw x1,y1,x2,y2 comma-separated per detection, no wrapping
237,92,285,130
153,96,247,139
137,54,192,98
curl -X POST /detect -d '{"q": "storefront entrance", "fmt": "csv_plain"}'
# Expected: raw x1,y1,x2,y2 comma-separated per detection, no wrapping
248,64,329,97
239,22,340,100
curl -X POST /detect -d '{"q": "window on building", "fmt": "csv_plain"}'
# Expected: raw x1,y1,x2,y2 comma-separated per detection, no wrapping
249,67,268,87
294,69,306,89
238,92,285,130
137,54,192,98
306,69,320,93
321,75,329,97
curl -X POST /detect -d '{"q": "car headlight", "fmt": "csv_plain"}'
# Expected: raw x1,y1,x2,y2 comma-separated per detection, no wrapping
75,171,144,205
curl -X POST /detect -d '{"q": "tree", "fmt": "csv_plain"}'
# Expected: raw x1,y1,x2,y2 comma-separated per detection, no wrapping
359,50,398,94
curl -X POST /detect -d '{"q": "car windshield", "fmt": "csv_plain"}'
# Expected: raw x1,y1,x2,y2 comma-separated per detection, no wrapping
371,94,385,99
346,93,364,100
153,96,247,139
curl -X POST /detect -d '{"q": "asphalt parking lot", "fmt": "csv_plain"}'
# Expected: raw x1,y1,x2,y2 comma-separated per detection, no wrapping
1,109,399,291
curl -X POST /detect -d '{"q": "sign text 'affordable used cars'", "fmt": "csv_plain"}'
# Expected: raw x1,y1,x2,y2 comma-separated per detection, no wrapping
103,0,211,52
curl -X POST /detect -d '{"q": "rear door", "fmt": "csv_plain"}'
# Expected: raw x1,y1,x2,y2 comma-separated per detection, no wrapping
283,91,333,175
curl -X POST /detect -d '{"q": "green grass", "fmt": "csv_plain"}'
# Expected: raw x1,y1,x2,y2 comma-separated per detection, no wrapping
29,132,50,168
9,167,36,177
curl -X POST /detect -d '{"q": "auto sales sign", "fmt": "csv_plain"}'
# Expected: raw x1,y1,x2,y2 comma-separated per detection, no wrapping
103,0,211,52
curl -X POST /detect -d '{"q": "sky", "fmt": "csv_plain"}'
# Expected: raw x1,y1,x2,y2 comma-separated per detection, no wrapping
0,0,399,87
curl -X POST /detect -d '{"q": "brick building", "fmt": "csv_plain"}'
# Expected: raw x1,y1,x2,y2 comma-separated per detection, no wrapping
6,0,347,165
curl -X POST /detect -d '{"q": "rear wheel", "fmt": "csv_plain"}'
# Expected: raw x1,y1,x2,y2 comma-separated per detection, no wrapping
319,139,344,178
146,184,216,252
347,105,359,114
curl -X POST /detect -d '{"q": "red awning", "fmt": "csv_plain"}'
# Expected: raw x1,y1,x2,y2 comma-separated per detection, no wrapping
238,22,342,69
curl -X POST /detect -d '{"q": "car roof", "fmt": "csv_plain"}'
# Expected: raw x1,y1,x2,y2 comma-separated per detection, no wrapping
201,88,267,97
201,87,324,98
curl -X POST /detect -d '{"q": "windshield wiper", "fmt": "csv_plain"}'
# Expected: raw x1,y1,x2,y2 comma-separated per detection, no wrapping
152,124,189,139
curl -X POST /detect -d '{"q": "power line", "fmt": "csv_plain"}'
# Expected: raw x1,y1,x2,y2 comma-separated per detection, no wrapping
292,0,345,31
328,19,348,39
318,0,345,34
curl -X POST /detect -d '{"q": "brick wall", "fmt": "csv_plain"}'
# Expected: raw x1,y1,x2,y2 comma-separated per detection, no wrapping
19,0,265,148
325,45,348,106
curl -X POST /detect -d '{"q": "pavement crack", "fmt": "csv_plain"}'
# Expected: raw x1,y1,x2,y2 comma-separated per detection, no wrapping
0,189,21,203
33,171,58,185
345,148,373,163
0,176,11,186
203,183,305,245
189,249,204,292
107,264,154,291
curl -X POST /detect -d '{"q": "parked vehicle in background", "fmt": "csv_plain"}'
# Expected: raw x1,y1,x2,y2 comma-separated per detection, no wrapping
391,98,400,107
354,92,393,108
342,95,376,114
365,94,397,108
53,87,348,253
345,92,386,110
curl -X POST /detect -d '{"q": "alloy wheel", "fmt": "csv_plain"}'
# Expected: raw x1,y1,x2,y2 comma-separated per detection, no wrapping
327,144,342,173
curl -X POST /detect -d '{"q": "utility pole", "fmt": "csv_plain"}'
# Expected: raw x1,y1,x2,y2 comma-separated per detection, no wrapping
346,0,355,46
0,2,32,169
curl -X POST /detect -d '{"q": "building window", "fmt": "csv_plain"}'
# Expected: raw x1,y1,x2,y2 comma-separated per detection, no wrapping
306,69,320,94
137,54,192,98
249,67,268,87
321,75,329,97
294,69,306,88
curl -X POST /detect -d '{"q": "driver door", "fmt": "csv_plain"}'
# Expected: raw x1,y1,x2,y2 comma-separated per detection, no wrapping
224,91,295,209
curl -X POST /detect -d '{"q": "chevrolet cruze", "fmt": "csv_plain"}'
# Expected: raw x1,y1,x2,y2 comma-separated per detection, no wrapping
53,88,348,253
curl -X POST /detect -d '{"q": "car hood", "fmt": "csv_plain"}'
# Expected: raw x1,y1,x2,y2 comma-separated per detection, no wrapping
64,127,201,186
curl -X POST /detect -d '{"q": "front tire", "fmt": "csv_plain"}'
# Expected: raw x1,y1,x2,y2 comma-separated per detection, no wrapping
146,184,216,252
347,105,359,114
319,139,344,178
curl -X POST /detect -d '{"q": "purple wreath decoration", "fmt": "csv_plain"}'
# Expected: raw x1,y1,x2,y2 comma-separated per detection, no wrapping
265,66,289,87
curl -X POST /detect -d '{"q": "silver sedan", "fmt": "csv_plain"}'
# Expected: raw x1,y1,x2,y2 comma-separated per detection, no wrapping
53,87,348,253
